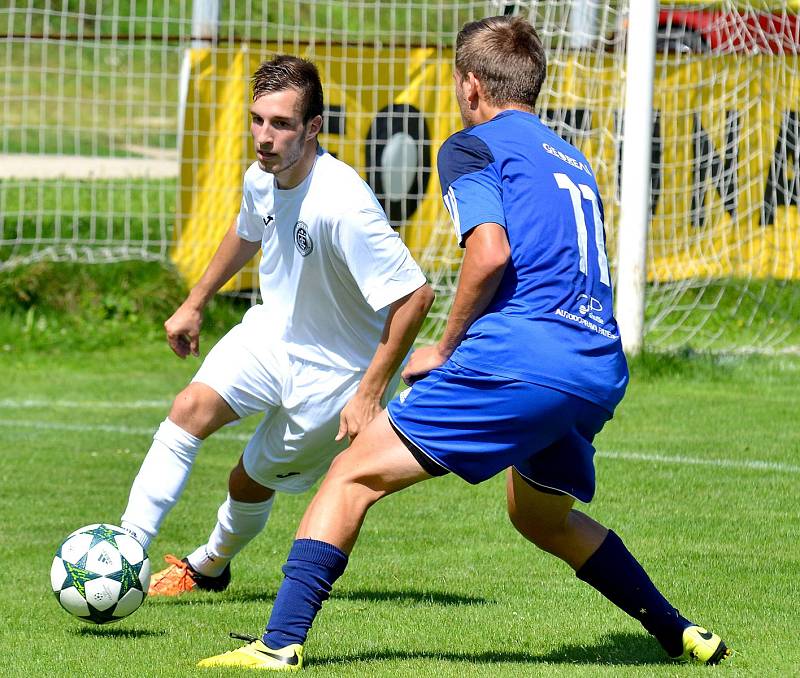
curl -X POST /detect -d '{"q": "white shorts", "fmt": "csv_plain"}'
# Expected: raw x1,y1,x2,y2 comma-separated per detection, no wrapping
192,308,398,493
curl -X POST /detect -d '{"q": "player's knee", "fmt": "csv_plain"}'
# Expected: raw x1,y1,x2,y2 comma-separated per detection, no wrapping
325,453,385,508
508,506,538,541
507,506,568,551
169,385,207,423
228,459,246,488
168,384,232,437
228,459,274,502
325,453,363,489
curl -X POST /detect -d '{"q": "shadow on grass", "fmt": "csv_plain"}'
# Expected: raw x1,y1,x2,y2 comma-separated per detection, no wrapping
337,587,491,606
151,586,489,607
147,588,276,606
77,626,166,639
310,631,673,668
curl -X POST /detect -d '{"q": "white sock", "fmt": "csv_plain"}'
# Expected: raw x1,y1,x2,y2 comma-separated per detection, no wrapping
186,494,274,577
120,418,203,550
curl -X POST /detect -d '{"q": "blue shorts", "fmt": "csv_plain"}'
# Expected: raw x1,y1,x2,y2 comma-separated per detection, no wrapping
386,361,611,503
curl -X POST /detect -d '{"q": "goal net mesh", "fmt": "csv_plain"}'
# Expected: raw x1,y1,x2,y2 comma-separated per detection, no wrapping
1,1,798,353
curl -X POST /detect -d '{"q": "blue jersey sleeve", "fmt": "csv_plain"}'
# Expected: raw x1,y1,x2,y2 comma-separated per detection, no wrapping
438,132,505,247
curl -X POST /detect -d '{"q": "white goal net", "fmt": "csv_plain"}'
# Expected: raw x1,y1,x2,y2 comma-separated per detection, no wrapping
1,1,798,353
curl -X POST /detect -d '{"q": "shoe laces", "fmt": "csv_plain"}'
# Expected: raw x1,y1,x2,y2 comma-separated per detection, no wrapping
164,554,188,570
230,632,260,643
150,555,197,593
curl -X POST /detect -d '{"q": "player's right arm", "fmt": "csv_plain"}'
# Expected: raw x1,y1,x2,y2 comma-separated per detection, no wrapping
165,219,261,358
402,223,509,383
403,131,508,383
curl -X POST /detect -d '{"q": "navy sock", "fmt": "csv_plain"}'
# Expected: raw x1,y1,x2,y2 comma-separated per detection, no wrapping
576,530,691,657
262,538,349,649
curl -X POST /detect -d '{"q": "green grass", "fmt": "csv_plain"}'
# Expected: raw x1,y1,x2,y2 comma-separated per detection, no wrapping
0,326,798,675
4,1,486,43
644,278,800,352
0,261,246,351
1,2,484,156
3,255,800,356
2,41,181,156
0,179,176,263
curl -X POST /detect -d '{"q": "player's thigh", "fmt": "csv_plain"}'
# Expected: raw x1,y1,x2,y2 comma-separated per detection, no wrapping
241,361,360,492
506,467,575,533
295,412,432,547
512,397,610,504
190,319,286,419
324,410,434,497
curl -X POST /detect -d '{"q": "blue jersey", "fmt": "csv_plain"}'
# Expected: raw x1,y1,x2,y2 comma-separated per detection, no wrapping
438,110,628,413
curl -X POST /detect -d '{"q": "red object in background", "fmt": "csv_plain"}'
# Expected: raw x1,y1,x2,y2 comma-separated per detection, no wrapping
658,9,800,54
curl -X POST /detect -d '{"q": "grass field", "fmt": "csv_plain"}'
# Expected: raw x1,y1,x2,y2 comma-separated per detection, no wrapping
5,2,507,44
1,2,570,156
2,41,181,156
0,180,176,264
1,332,798,676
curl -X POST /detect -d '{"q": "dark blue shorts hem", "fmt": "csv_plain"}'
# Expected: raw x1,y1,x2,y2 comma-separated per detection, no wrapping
386,363,610,499
387,413,450,478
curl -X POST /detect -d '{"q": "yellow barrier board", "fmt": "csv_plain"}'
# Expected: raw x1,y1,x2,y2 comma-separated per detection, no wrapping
173,47,800,288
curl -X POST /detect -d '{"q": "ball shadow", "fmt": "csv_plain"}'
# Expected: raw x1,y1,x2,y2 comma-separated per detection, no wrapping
76,626,167,639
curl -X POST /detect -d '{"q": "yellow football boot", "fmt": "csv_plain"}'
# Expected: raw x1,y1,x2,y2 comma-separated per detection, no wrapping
198,634,303,671
681,625,731,664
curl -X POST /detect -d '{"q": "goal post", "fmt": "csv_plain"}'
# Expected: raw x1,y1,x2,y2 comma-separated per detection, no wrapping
616,0,658,356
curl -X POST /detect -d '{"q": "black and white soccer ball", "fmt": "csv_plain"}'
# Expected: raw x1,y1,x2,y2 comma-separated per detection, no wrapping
50,523,151,624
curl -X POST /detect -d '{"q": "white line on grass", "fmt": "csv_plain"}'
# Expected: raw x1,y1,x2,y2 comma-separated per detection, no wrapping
0,419,251,442
0,418,798,475
0,398,171,409
597,450,800,474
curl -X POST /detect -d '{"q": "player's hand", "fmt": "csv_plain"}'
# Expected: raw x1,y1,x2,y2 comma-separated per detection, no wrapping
401,344,450,386
164,301,204,359
336,393,382,443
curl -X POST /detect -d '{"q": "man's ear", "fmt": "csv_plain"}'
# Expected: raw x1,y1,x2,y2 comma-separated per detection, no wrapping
465,72,482,107
306,115,323,140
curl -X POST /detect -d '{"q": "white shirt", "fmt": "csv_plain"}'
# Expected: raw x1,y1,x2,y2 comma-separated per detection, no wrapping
236,149,427,371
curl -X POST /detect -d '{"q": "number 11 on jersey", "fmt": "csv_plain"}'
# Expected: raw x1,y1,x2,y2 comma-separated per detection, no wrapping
554,172,611,287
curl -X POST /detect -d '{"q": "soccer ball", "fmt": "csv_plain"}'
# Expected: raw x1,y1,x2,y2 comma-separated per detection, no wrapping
50,523,151,624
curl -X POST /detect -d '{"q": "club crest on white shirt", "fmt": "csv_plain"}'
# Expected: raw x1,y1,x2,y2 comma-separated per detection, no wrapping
293,221,314,257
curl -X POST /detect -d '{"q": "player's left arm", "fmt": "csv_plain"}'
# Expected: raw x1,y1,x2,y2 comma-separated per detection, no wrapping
337,281,434,442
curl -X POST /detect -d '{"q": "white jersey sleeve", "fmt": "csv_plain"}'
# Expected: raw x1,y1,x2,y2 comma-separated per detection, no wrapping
236,171,269,243
332,205,427,312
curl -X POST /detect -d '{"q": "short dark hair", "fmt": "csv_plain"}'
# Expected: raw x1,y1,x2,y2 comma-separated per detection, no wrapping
455,16,547,109
251,55,324,123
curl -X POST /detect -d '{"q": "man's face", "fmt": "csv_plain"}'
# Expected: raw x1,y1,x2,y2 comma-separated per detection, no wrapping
453,70,475,128
250,88,310,176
